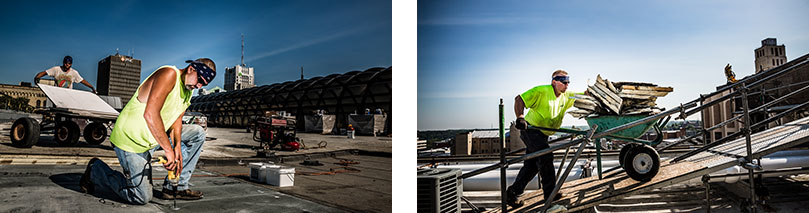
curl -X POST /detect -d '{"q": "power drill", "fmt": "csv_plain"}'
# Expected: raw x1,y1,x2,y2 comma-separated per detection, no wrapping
157,156,180,210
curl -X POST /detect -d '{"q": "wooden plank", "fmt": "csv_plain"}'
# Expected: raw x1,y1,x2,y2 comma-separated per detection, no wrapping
574,99,599,111
614,82,657,87
619,89,671,97
621,99,656,107
567,109,593,118
623,108,653,115
619,93,656,100
588,86,621,114
485,161,709,213
596,83,622,104
573,94,598,102
599,75,620,94
619,85,674,92
594,77,623,104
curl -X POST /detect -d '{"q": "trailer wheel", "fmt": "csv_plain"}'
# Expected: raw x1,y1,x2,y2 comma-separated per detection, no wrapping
618,143,639,167
55,121,80,146
10,117,40,148
623,144,660,182
83,122,107,145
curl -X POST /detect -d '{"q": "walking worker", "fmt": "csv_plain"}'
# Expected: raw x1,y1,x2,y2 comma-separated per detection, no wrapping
506,70,582,208
79,58,216,204
34,55,97,93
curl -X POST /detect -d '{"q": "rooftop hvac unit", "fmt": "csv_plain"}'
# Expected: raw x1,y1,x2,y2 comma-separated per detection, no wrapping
417,168,462,213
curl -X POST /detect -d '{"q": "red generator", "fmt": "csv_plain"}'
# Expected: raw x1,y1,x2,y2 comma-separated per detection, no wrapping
251,115,301,153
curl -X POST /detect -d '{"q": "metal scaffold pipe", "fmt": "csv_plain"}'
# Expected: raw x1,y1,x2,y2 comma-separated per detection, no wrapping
499,98,507,212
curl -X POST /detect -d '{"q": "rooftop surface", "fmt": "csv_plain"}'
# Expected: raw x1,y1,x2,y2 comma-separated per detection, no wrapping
0,116,392,213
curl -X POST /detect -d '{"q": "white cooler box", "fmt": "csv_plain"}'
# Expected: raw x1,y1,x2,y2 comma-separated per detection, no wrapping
266,166,295,187
248,162,279,183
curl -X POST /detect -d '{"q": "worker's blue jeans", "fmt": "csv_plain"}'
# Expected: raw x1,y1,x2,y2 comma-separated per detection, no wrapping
507,129,557,200
86,124,206,205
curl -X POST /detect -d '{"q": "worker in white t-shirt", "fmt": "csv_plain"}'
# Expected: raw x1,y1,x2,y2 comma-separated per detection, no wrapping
34,55,97,93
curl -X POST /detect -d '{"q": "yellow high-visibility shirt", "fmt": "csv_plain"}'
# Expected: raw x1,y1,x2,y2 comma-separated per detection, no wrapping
110,66,192,153
521,85,580,136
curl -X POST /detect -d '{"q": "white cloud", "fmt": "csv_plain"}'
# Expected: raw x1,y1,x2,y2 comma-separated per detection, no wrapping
246,26,370,63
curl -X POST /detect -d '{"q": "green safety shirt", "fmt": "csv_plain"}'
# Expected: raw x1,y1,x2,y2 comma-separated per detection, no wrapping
110,65,192,153
521,85,581,136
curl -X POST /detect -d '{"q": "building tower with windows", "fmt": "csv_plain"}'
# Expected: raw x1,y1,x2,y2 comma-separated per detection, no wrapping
224,34,255,91
224,65,254,91
97,54,142,106
754,38,787,73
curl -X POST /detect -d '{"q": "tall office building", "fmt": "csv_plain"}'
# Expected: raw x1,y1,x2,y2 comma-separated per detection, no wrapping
224,65,255,91
224,35,255,91
97,54,141,106
754,38,787,73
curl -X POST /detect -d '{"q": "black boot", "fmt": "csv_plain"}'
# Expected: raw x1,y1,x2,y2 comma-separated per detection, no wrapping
506,189,524,208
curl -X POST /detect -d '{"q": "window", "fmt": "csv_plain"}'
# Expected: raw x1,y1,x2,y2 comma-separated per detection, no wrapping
714,132,723,141
772,59,775,66
36,100,40,107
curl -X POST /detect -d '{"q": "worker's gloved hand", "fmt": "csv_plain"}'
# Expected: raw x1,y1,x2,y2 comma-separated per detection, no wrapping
515,117,528,130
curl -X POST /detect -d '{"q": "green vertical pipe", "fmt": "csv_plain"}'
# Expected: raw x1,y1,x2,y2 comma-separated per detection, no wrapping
740,83,757,212
499,98,508,212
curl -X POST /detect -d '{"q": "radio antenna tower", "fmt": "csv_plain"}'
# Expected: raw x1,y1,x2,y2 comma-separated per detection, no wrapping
241,34,245,66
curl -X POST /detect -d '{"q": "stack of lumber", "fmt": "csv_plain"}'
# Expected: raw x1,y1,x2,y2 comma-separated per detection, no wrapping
568,75,673,118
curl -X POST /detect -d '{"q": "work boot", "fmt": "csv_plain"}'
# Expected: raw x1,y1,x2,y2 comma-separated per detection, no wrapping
79,158,100,194
506,190,523,208
161,188,204,200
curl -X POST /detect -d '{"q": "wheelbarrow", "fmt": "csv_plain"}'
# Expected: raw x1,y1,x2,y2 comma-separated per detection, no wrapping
529,113,671,181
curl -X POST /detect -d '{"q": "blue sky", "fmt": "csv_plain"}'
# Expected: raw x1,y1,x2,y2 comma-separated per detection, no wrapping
418,0,809,130
0,0,391,93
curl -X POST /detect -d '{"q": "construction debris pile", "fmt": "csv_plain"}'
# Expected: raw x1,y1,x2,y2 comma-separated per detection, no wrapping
568,75,673,118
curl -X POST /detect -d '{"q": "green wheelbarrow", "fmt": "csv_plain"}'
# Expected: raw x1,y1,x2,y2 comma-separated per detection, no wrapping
531,114,671,181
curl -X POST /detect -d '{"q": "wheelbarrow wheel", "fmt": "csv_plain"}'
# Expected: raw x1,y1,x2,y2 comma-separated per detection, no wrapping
10,117,40,148
618,143,639,167
623,144,660,181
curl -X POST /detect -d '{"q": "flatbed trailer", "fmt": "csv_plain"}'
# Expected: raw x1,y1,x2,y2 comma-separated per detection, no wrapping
9,84,119,148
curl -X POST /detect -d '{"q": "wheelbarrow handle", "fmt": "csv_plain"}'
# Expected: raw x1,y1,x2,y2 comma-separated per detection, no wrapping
527,125,589,136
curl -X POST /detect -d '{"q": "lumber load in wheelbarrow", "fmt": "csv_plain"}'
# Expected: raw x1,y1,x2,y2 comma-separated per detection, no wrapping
569,75,673,118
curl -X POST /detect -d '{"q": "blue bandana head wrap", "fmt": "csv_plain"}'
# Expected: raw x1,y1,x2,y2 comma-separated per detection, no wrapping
186,60,216,85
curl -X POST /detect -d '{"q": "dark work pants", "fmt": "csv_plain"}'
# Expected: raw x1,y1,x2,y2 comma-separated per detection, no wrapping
507,129,556,200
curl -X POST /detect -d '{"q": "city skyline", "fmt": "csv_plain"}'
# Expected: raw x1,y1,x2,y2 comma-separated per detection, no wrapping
418,0,809,130
0,1,391,94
